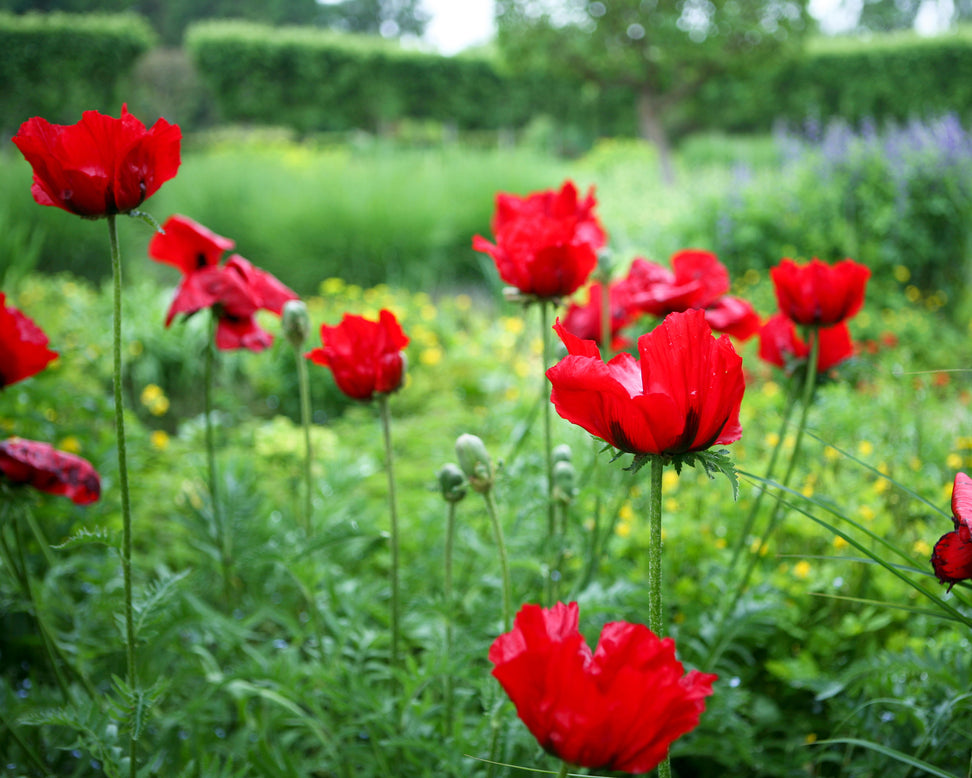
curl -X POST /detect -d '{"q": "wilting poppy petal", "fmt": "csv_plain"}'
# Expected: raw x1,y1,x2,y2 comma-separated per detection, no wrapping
149,214,235,274
489,602,716,774
0,437,100,505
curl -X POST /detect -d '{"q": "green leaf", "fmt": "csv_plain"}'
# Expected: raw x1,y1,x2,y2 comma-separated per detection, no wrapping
810,738,962,778
51,526,116,550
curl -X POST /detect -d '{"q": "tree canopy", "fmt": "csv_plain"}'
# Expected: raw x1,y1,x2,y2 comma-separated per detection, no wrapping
496,0,811,181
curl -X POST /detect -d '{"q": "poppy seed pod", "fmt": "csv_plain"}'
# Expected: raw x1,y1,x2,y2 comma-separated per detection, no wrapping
455,434,494,494
436,463,467,504
282,300,310,349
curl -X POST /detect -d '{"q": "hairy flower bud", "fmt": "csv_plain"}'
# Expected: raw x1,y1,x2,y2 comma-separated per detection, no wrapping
437,463,467,504
552,460,576,505
455,433,494,494
552,444,573,464
282,299,310,348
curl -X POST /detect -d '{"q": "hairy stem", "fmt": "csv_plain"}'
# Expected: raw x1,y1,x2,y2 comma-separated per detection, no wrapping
108,213,138,778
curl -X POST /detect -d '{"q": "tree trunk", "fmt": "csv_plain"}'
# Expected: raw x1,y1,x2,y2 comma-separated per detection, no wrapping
637,87,675,186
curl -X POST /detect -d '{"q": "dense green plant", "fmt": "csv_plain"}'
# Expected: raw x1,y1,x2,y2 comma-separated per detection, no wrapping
3,259,972,775
674,115,972,320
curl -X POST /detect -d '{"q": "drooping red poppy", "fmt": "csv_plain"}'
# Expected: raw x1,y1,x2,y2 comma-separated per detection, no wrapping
931,471,972,592
149,215,298,352
472,180,605,299
547,309,745,457
770,257,870,327
758,313,854,375
625,250,729,317
12,105,181,218
0,292,58,388
305,309,409,401
0,437,100,505
489,602,717,773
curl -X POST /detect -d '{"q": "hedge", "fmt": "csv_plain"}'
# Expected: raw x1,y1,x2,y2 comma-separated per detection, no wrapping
686,27,972,133
0,12,155,136
187,20,972,140
185,20,635,139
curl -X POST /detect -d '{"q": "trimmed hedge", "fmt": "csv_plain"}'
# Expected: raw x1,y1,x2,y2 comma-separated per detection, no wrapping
687,27,972,133
187,20,972,140
185,20,635,139
0,12,155,135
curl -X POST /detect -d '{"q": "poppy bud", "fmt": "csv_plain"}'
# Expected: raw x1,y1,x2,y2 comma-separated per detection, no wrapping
282,300,310,348
552,444,573,464
436,463,467,504
552,459,576,505
455,433,494,494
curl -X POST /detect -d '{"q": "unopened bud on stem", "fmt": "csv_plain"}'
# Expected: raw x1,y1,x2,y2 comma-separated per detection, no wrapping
437,463,467,503
455,433,494,494
282,299,310,348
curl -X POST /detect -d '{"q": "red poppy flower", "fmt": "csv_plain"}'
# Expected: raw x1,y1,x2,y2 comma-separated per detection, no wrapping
489,602,717,773
758,313,854,375
560,280,633,350
547,309,744,457
0,292,58,388
0,437,100,505
305,309,409,401
12,104,181,218
472,180,605,298
149,215,297,352
626,251,729,317
770,257,870,327
931,471,972,591
703,295,761,341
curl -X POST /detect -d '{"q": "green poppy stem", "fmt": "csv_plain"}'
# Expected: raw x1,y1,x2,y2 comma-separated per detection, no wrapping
482,487,512,632
728,375,798,572
540,300,555,539
295,347,313,532
556,761,571,778
443,498,456,738
599,276,612,358
107,213,138,778
204,313,232,605
377,394,401,674
646,454,672,778
728,331,820,617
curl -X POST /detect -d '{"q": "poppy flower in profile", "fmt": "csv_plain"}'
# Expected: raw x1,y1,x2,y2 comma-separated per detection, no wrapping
149,215,298,352
0,437,100,505
758,313,854,375
623,251,759,341
931,471,972,592
0,292,58,388
560,280,634,350
625,250,729,317
489,602,717,773
770,257,870,327
547,309,745,457
12,104,181,218
305,309,409,401
472,180,605,299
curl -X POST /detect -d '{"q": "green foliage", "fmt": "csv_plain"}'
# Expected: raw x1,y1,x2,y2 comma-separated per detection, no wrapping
0,12,154,136
688,26,972,133
673,116,972,319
